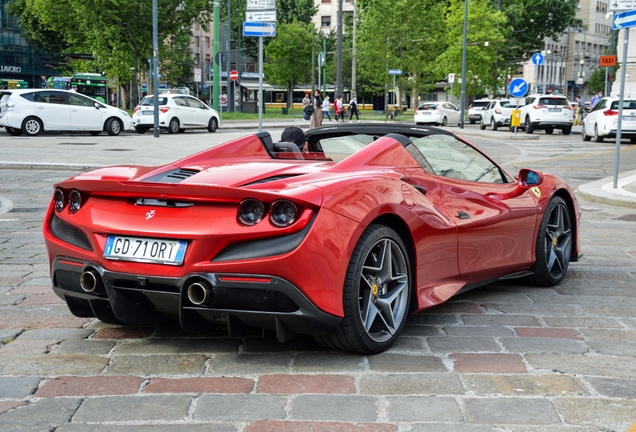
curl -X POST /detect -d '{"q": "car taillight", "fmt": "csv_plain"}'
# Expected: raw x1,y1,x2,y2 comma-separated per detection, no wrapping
495,109,502,114
604,110,619,116
159,107,170,113
133,107,141,113
564,106,573,110
533,105,548,109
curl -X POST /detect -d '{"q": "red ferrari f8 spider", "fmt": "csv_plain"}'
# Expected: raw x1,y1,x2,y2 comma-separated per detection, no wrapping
43,124,581,354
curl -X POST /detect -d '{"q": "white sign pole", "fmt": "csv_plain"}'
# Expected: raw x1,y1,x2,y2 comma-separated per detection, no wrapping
614,27,629,188
258,35,263,133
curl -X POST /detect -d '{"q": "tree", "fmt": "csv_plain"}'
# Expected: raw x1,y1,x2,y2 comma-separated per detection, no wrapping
8,0,214,108
264,21,313,108
357,0,449,108
437,0,508,98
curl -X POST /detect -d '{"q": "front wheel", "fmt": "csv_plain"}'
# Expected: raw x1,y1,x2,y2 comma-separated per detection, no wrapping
105,118,122,136
314,225,411,354
208,117,218,132
168,118,180,134
525,196,573,287
525,117,534,134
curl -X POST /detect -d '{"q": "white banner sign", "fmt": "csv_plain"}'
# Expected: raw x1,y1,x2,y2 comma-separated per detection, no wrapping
247,0,276,10
609,0,636,11
246,10,276,22
194,68,201,82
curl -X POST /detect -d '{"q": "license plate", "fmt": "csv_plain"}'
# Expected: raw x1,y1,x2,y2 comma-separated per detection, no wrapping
623,116,636,121
548,108,561,112
104,235,187,265
422,112,431,115
142,111,153,115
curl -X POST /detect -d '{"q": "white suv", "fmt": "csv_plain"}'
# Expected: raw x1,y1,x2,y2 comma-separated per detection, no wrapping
518,95,574,135
480,99,524,131
132,93,220,134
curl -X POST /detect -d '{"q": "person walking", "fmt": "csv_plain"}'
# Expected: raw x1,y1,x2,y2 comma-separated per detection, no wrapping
302,92,311,121
335,96,345,122
309,89,323,129
321,95,332,122
590,90,603,108
348,96,360,122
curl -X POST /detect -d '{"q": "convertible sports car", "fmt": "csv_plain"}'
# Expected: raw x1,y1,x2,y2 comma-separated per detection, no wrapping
43,124,581,354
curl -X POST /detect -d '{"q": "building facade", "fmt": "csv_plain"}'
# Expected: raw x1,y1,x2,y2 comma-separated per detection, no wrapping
0,0,58,87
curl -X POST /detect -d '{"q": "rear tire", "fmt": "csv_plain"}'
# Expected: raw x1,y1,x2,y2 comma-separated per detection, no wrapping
582,125,591,141
630,137,636,144
593,125,604,142
491,118,498,131
545,127,554,135
5,127,22,136
441,117,448,126
135,126,148,134
479,118,487,130
105,118,122,136
562,127,571,136
525,117,534,134
313,224,411,354
22,117,43,136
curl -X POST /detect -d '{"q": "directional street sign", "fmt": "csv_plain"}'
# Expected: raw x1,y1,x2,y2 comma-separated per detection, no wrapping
509,78,528,97
613,9,636,30
531,53,544,66
243,22,276,37
246,0,276,10
388,69,402,75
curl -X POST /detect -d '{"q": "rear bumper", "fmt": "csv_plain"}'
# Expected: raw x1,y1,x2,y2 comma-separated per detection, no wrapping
51,257,341,341
531,121,573,129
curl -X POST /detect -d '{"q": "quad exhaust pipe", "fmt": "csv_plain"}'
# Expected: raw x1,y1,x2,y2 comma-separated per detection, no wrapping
79,269,104,293
187,280,215,306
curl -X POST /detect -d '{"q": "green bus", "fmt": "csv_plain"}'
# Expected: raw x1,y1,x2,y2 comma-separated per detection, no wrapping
45,76,71,90
0,79,28,89
70,73,108,103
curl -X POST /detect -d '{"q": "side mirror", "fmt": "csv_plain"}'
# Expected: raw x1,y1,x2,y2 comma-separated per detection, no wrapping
94,102,101,109
487,169,544,201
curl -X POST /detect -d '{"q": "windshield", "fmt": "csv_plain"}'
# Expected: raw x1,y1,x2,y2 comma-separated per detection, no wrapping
417,104,439,111
470,101,490,108
538,97,569,106
610,100,636,110
140,96,168,106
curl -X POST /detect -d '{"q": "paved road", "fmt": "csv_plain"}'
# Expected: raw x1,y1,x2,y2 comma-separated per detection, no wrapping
1,125,636,431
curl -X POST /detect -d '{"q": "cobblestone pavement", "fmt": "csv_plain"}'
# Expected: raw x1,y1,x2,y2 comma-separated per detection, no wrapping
1,132,636,431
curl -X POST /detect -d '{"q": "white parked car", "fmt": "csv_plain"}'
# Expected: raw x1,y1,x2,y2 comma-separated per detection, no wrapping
518,94,574,135
132,93,220,134
582,97,636,143
414,102,461,126
480,99,524,131
468,99,493,124
0,89,132,136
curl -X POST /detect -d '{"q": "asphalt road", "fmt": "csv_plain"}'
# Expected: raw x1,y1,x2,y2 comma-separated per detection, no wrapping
1,124,636,431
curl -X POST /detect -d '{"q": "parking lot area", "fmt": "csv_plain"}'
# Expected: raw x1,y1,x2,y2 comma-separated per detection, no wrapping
1,124,636,431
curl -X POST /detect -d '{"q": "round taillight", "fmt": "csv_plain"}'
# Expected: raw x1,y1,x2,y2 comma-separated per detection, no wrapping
238,199,265,226
69,190,82,213
54,188,65,212
270,200,298,227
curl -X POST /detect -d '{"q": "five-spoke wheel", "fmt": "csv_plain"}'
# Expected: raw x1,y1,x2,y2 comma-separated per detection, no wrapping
315,224,411,354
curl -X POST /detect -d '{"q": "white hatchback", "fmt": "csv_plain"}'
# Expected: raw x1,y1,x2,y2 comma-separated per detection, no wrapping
0,89,132,136
132,93,220,134
414,102,461,126
582,97,636,143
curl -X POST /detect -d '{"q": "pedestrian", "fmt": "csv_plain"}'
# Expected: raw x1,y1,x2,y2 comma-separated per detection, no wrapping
348,96,360,122
309,89,323,129
590,90,603,108
322,95,332,122
302,92,311,121
335,96,345,122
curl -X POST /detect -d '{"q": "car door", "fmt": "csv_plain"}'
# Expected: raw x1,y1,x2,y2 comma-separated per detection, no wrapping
33,91,71,130
446,103,460,124
482,102,494,125
68,93,103,130
172,96,191,127
186,97,210,127
411,133,539,278
586,98,606,134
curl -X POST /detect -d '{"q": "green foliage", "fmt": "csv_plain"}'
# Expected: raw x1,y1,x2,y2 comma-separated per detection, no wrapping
437,0,508,98
264,21,313,107
8,0,213,85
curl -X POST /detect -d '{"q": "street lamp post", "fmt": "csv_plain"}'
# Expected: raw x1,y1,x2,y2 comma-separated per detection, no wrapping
459,0,468,129
152,0,159,138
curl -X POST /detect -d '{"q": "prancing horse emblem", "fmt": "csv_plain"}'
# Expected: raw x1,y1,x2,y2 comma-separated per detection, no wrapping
146,209,156,220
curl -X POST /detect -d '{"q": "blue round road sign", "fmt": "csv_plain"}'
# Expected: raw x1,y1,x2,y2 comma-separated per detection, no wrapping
509,78,528,98
531,53,544,65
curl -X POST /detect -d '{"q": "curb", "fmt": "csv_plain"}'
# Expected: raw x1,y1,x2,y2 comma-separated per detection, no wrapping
576,172,636,209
